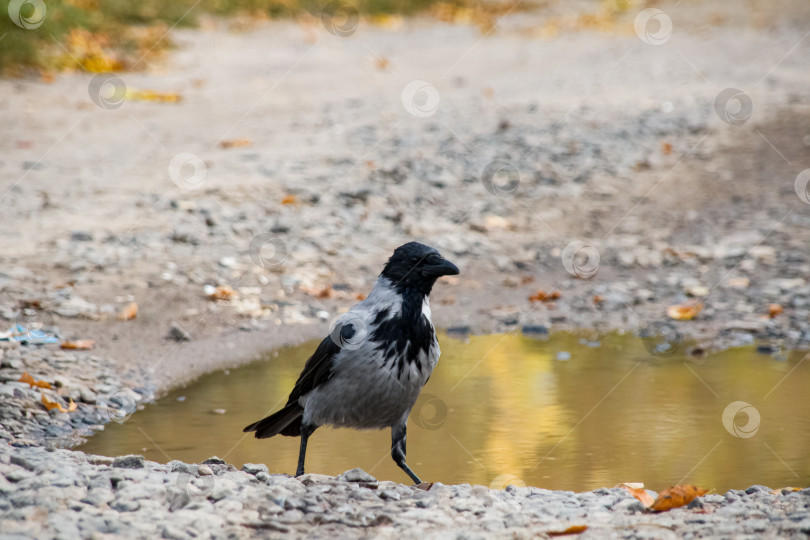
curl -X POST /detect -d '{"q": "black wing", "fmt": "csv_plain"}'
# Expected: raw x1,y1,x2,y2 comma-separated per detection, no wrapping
286,334,341,405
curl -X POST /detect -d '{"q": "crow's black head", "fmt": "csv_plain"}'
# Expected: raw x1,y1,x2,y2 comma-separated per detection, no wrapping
380,242,459,295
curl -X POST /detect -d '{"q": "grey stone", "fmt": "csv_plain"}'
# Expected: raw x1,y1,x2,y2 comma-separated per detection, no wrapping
337,468,376,483
113,455,145,469
241,463,268,476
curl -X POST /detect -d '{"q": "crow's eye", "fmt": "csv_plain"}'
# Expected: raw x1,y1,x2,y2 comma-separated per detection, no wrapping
409,255,420,264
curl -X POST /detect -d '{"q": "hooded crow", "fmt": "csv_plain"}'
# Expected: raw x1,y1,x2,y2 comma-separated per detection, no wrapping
243,241,459,484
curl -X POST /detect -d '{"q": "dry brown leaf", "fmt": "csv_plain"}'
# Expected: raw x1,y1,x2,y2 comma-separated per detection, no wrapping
209,286,235,301
41,392,77,413
219,138,252,149
619,483,654,507
667,301,703,320
375,57,390,70
593,295,604,304
60,339,95,350
19,372,52,389
529,290,561,302
355,293,367,301
768,304,783,318
281,195,298,205
118,302,138,320
661,141,673,155
650,485,708,512
548,524,588,536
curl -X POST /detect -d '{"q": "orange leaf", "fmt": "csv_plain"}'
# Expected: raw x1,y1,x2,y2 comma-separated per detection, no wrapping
19,372,52,389
661,141,673,155
548,525,588,536
529,290,561,302
281,195,297,205
118,302,138,320
209,286,235,301
356,293,367,301
41,392,77,413
768,304,783,318
593,295,604,304
619,483,654,508
650,485,708,512
667,301,703,320
60,339,95,350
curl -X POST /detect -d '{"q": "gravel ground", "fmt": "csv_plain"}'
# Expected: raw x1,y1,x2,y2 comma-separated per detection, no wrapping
2,0,810,537
2,446,810,539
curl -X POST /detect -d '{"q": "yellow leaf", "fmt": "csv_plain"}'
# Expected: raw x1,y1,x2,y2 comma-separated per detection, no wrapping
41,392,77,413
60,339,95,350
219,138,252,149
209,285,235,301
548,524,588,536
19,372,52,389
667,301,703,320
118,302,138,321
618,483,654,507
281,195,298,205
125,89,182,103
650,485,708,512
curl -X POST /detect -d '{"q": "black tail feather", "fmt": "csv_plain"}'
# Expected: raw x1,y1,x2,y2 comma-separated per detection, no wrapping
243,403,304,439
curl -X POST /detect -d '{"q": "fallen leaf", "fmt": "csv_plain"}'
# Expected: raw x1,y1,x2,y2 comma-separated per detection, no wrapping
209,285,235,301
41,392,77,413
118,302,138,320
593,295,604,304
125,89,182,103
667,301,703,320
661,141,673,155
529,290,561,302
355,293,367,301
650,485,708,512
375,57,390,70
60,339,95,350
768,304,783,318
19,372,52,389
219,138,252,149
619,483,654,507
281,195,297,205
548,525,588,536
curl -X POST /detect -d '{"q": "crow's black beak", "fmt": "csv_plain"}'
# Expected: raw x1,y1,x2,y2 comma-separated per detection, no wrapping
424,258,459,277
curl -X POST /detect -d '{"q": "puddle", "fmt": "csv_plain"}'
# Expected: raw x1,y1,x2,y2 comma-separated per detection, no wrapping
78,332,810,492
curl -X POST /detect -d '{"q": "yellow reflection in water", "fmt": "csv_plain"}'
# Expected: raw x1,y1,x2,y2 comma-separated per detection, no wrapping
78,332,810,492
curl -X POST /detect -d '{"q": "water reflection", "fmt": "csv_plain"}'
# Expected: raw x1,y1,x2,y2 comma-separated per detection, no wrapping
78,332,810,492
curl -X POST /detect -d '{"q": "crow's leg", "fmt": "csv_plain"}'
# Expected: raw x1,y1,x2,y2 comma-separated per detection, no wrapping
296,423,316,476
391,423,421,484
